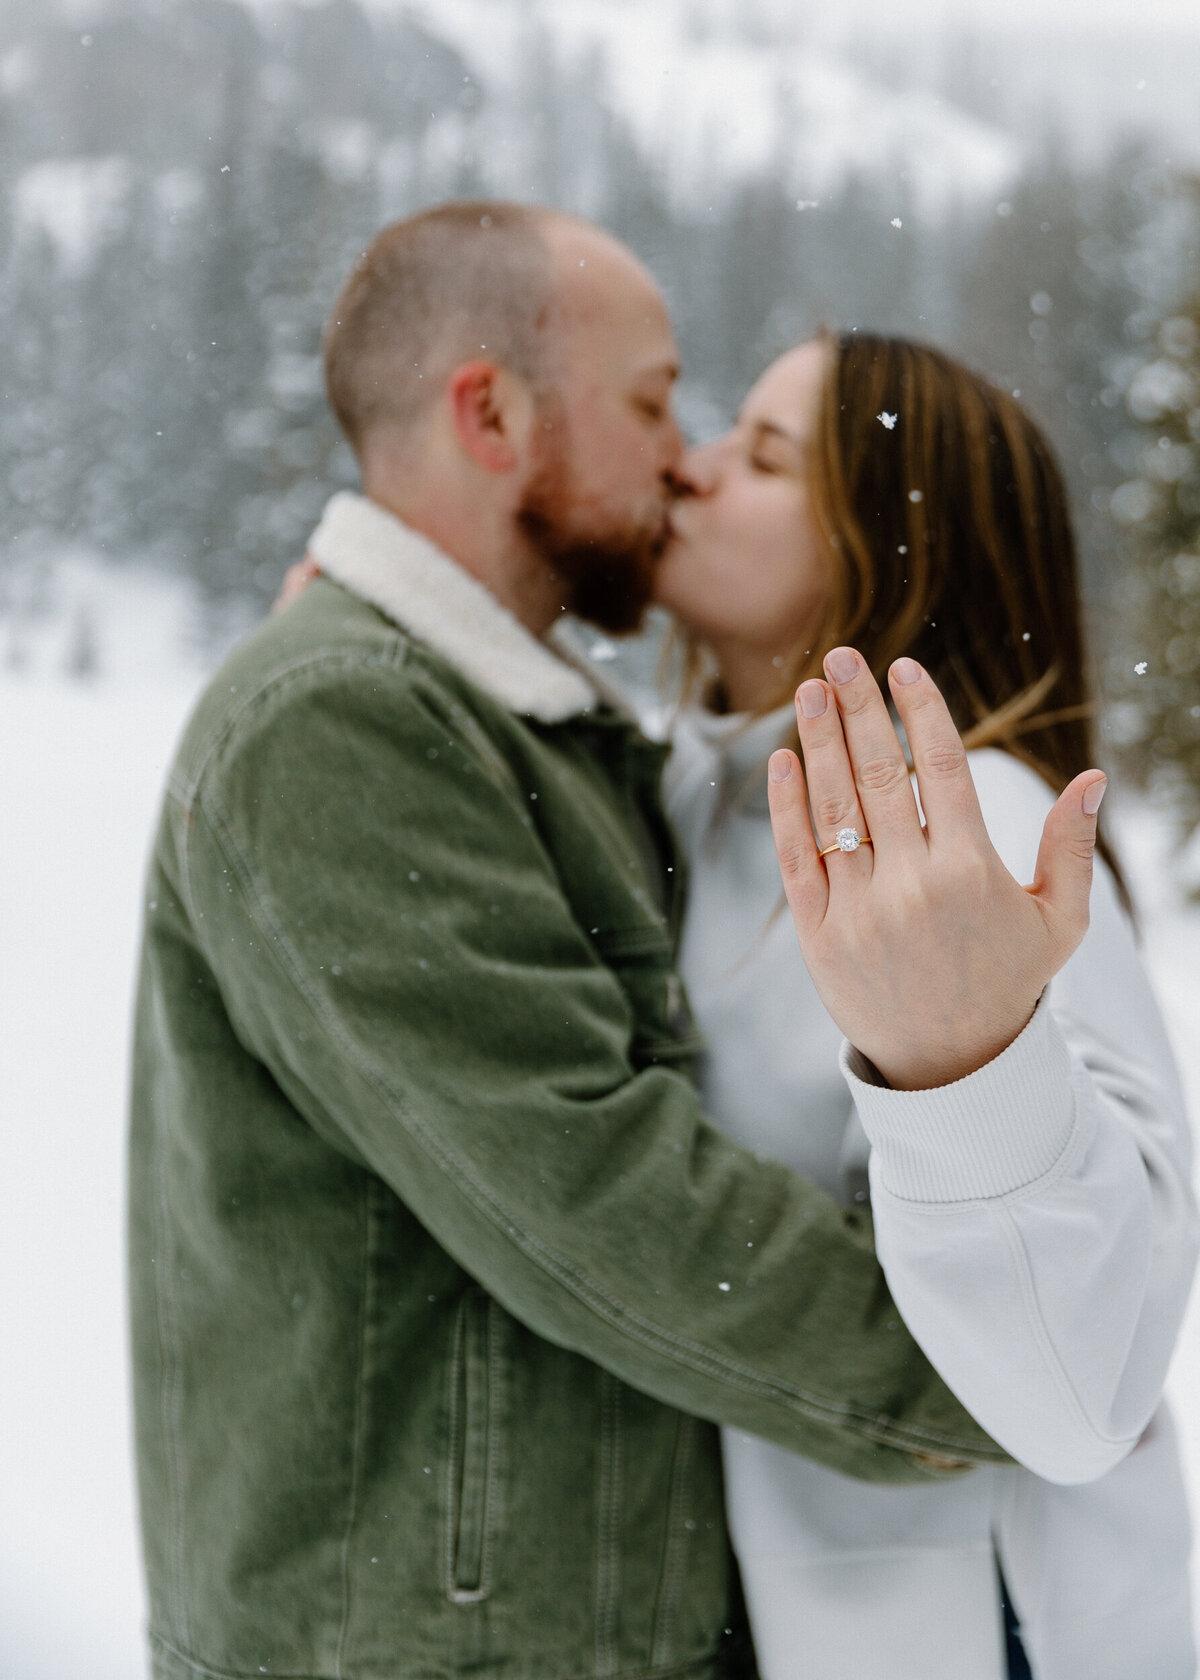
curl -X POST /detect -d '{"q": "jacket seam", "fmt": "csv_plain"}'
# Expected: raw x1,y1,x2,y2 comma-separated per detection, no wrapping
150,1075,191,1653
595,1370,624,1676
195,786,1004,1462
168,643,412,810
150,1629,736,1680
650,1414,697,1667
150,1634,327,1679
168,643,412,933
334,1174,376,1677
443,1298,466,1601
483,1296,503,1595
409,677,531,803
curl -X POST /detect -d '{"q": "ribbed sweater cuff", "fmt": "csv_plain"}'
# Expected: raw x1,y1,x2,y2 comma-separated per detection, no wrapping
841,996,1079,1204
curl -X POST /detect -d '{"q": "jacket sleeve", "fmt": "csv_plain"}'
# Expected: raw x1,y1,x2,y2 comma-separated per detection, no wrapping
846,751,1199,1485
180,648,1009,1482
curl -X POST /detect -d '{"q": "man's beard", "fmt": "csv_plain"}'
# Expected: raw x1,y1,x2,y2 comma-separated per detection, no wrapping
517,452,668,637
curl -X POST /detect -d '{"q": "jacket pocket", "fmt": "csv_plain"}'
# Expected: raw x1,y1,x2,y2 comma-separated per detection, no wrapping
446,1288,499,1603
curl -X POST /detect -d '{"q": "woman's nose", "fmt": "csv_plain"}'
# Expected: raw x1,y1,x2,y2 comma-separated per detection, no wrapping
677,440,722,498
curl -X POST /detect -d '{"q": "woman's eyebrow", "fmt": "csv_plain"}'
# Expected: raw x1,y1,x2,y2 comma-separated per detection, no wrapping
747,418,804,452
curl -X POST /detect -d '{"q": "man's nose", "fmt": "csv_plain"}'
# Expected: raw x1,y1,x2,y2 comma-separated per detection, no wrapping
659,412,686,478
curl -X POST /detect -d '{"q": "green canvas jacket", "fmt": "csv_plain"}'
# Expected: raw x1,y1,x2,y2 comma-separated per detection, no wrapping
129,495,1006,1680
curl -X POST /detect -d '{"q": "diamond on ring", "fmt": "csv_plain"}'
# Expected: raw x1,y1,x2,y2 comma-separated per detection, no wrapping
818,826,873,858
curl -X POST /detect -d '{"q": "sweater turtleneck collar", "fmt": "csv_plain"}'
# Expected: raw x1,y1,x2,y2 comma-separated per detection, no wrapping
665,698,797,842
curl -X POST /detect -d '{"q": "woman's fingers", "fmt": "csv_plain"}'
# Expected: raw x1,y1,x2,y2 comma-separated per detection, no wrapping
766,747,828,938
1027,770,1106,953
885,657,988,846
793,672,874,872
819,649,924,856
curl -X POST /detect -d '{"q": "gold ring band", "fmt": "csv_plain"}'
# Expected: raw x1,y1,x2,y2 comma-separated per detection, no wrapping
819,827,873,857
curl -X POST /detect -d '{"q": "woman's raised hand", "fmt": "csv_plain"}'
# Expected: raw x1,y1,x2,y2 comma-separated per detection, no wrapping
271,553,323,614
766,647,1107,1091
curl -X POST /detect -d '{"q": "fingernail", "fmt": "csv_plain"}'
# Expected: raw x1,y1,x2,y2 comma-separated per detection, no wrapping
825,647,859,685
798,680,827,718
769,751,793,782
1082,777,1107,816
892,657,922,685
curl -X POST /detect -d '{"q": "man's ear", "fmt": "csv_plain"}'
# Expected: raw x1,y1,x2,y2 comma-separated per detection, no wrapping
446,360,534,474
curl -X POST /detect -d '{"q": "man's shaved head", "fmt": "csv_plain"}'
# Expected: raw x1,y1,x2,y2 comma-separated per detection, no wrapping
324,202,667,459
323,199,683,636
325,201,566,456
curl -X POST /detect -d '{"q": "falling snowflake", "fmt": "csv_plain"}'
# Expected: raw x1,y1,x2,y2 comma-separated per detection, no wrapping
718,1281,731,1292
1134,661,1149,675
891,217,903,229
908,489,924,503
877,411,898,430
795,198,819,211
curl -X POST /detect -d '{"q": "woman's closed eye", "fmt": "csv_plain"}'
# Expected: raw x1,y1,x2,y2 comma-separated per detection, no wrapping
744,420,804,478
750,449,787,475
749,439,802,477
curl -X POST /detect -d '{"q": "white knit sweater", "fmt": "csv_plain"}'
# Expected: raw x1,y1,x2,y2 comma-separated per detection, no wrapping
664,701,1198,1680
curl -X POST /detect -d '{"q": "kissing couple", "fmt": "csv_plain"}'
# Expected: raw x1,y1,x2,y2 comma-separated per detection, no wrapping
130,202,1196,1680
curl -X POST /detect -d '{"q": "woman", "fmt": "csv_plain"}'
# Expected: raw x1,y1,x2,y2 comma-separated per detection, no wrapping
652,332,1197,1680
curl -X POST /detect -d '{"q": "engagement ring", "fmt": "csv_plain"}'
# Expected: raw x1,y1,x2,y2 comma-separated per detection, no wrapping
819,827,872,857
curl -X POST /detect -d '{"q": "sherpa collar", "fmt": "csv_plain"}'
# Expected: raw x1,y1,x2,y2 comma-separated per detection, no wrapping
307,491,599,722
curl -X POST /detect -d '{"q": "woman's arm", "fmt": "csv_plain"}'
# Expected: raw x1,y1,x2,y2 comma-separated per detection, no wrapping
848,749,1198,1484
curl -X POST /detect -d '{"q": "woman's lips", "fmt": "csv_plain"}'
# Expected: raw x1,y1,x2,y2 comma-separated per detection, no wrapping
662,504,689,545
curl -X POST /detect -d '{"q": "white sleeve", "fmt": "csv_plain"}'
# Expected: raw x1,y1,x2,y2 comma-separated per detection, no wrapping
843,752,1199,1486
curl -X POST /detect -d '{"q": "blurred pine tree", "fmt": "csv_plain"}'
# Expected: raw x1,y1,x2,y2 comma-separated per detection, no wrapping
1110,178,1200,892
0,0,1195,782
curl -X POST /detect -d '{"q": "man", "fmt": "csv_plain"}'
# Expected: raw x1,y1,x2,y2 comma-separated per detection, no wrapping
130,202,1103,1680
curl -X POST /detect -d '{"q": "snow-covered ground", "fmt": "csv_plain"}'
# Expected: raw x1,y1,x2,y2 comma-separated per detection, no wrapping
1,643,1198,1679
0,669,203,1680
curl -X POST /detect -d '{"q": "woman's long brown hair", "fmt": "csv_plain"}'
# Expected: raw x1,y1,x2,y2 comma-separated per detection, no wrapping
676,330,1132,912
